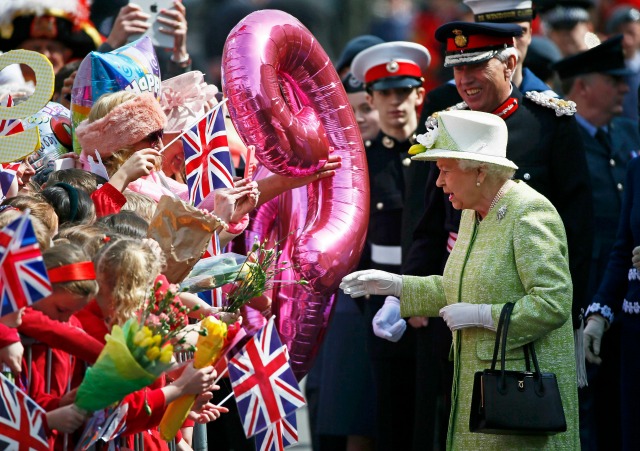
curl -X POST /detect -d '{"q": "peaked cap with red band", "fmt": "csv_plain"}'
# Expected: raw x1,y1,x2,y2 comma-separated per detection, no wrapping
435,21,522,68
350,41,431,91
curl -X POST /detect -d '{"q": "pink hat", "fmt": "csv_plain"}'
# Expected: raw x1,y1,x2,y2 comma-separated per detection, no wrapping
76,92,167,160
160,71,219,133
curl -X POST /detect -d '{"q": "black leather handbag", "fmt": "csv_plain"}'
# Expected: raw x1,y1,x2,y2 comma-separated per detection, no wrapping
469,302,567,435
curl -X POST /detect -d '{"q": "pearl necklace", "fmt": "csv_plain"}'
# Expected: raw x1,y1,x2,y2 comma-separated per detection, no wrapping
489,180,515,212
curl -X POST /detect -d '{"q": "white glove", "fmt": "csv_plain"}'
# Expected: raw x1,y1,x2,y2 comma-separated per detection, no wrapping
372,296,406,342
340,270,402,298
632,246,640,270
584,315,607,365
439,303,495,331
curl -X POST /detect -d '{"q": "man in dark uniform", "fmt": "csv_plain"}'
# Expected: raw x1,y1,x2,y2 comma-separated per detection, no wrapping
350,41,431,451
554,35,640,451
404,21,594,449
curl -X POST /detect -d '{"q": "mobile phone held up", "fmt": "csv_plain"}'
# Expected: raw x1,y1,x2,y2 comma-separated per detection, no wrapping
128,0,176,49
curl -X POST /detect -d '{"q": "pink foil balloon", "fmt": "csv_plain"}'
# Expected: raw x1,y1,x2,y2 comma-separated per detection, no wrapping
222,9,336,177
226,10,370,378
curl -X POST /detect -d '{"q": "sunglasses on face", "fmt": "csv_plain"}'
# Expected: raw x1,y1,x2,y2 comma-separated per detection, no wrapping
145,129,164,146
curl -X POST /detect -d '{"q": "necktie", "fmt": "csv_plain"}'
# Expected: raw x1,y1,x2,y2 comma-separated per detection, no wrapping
595,127,612,151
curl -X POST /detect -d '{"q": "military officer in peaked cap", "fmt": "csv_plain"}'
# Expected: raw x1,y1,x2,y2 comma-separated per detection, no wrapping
555,35,640,451
350,41,431,451
405,21,593,388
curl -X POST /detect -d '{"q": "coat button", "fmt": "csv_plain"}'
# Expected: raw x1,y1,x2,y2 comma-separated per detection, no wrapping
523,173,531,181
402,158,411,167
376,202,384,210
610,159,616,167
617,183,624,191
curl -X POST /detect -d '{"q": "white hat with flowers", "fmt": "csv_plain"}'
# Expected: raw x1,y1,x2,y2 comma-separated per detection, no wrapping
410,110,518,170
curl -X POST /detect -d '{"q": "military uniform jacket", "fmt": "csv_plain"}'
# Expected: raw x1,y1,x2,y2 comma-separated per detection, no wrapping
363,131,427,273
401,181,579,450
406,83,594,328
579,116,639,302
588,157,640,323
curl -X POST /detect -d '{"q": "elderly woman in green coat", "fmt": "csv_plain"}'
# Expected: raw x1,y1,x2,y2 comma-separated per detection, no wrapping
341,110,579,450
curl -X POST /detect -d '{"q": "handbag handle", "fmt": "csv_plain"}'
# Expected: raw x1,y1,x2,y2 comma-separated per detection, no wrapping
491,302,545,394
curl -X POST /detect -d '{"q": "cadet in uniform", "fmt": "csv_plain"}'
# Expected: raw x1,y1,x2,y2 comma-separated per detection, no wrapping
555,35,640,451
350,41,430,451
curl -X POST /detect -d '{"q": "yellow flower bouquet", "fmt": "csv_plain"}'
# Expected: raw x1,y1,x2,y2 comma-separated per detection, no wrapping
75,280,197,412
159,316,242,440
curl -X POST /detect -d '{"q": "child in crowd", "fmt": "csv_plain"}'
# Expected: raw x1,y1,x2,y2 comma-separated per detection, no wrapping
74,237,223,450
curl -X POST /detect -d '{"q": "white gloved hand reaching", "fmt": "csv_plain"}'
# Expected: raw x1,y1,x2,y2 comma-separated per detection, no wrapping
372,296,406,342
439,303,495,331
584,315,607,365
340,270,402,298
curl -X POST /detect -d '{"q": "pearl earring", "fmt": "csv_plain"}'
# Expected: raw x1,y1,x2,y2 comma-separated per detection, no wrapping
476,181,481,187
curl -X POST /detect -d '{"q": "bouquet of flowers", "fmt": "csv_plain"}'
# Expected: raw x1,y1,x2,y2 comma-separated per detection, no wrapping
179,253,248,293
159,315,242,440
224,238,308,313
75,281,197,412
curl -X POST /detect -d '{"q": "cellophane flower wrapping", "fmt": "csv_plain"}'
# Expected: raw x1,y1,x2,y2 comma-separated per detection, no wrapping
180,253,248,293
75,280,195,412
159,316,242,440
75,319,173,412
224,238,307,314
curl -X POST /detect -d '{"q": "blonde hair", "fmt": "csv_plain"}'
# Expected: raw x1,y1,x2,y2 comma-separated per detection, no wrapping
94,237,165,326
0,209,52,250
2,195,59,237
88,92,162,176
122,190,157,222
54,223,112,258
88,91,138,123
43,243,98,298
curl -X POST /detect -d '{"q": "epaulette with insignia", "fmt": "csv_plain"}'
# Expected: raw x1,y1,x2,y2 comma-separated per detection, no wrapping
426,101,469,128
525,91,577,117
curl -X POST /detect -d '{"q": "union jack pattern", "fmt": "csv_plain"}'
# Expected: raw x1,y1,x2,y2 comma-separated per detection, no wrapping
182,105,234,207
0,212,52,317
0,163,20,201
255,412,299,451
228,317,306,438
200,231,223,308
0,95,25,137
0,373,49,451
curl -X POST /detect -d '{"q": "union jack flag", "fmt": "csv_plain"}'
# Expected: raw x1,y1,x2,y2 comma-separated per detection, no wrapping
0,95,25,137
76,403,128,451
254,412,299,451
228,317,306,438
0,373,49,451
0,162,20,201
0,212,52,317
199,231,224,308
182,105,234,207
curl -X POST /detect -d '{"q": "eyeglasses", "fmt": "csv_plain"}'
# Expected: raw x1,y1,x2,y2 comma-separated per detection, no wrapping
145,129,164,146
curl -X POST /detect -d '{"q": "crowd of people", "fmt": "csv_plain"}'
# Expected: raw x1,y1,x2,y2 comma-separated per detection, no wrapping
0,0,640,450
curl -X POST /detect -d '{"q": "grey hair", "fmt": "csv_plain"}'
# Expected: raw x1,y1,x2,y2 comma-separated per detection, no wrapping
495,47,518,64
457,159,516,182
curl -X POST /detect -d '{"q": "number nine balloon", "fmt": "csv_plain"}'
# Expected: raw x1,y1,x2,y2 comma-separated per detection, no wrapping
223,10,370,377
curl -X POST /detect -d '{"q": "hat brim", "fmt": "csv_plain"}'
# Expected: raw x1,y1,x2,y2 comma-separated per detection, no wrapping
367,76,423,91
444,49,499,67
606,67,636,77
411,148,518,170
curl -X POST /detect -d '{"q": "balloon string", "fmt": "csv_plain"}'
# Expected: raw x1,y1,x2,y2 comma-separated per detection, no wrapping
159,98,228,154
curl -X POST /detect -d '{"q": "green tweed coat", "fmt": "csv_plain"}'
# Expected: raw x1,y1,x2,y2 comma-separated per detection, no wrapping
401,181,579,450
